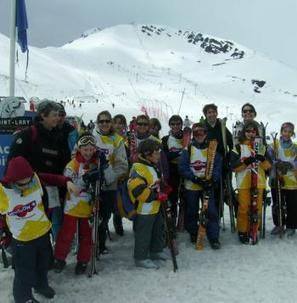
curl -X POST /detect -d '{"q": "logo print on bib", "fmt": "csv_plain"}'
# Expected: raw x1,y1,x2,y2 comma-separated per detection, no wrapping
8,201,37,217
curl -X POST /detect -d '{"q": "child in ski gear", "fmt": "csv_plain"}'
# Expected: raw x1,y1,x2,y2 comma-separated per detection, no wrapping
94,111,128,252
53,133,110,274
231,121,271,244
178,123,222,249
0,156,78,303
162,115,184,223
268,122,297,236
128,139,168,269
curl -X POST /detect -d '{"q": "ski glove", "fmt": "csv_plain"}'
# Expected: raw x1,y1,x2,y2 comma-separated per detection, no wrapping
157,192,168,203
82,168,101,185
256,154,265,162
276,161,293,175
243,157,256,166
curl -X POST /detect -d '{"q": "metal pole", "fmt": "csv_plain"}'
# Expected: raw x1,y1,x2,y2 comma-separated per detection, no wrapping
9,0,17,97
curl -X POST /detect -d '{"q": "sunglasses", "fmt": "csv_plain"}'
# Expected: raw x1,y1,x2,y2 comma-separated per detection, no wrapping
98,119,111,124
15,177,33,187
59,112,66,117
245,129,257,133
170,123,182,126
242,109,254,114
137,122,149,126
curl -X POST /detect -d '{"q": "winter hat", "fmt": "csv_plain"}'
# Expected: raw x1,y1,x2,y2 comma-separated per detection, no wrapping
2,157,33,184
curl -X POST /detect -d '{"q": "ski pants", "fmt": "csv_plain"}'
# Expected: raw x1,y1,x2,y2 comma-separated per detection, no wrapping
13,233,51,303
98,190,117,250
54,214,91,263
272,189,297,229
134,211,164,260
237,188,264,233
185,189,220,241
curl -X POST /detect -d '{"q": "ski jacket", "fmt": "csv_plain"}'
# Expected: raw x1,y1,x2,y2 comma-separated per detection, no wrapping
128,159,161,215
231,141,271,189
7,122,64,174
93,129,128,190
162,133,183,165
0,171,71,241
205,119,233,158
178,140,222,191
268,138,297,190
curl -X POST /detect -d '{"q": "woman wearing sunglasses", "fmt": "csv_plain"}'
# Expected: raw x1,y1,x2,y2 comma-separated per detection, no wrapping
231,121,271,244
233,103,267,146
94,111,128,251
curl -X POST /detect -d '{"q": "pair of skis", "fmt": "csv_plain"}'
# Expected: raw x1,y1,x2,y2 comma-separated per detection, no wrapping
196,139,218,250
88,158,102,277
221,118,236,233
271,132,284,238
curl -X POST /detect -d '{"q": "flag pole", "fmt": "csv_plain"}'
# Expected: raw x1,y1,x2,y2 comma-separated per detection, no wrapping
9,0,17,97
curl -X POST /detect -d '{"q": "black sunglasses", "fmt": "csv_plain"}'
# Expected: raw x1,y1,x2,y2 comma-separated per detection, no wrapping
137,122,149,126
170,123,181,126
242,109,254,113
99,119,111,124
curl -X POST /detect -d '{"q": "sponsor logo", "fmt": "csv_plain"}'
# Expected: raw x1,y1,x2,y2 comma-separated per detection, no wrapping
190,160,206,171
8,201,37,217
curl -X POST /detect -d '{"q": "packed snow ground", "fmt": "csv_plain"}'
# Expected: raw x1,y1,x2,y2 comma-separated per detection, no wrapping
1,207,297,303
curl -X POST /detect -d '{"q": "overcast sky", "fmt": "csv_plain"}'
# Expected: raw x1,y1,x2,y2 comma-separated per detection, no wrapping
1,0,297,68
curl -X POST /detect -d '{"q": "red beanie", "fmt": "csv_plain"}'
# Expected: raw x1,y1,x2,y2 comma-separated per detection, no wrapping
2,157,33,184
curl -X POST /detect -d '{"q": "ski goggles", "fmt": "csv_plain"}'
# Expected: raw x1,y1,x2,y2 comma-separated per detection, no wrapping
78,135,96,147
192,128,207,136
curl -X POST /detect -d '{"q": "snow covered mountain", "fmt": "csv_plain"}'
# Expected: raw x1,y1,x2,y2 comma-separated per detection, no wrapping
0,23,297,133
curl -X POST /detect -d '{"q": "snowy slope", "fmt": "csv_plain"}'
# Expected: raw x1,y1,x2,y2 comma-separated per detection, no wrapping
0,24,297,134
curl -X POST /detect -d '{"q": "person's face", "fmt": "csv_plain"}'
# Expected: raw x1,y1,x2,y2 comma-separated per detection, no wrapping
98,114,112,134
205,109,217,124
79,144,96,161
242,106,256,122
149,123,160,137
41,110,59,130
281,127,294,141
146,150,161,164
113,118,125,133
193,128,207,143
57,112,66,127
169,120,182,134
245,128,257,141
136,119,149,135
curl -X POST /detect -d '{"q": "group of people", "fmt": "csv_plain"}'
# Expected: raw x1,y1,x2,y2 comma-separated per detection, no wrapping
0,99,297,303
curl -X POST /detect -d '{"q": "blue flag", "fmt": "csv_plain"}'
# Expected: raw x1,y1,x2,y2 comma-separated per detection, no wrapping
16,0,28,53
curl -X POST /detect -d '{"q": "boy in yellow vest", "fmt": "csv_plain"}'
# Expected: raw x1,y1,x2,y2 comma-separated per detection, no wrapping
128,139,169,269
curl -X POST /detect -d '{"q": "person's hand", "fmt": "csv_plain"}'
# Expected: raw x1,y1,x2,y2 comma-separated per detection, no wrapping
66,181,81,196
256,154,265,162
192,176,203,185
157,192,168,203
243,157,256,166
